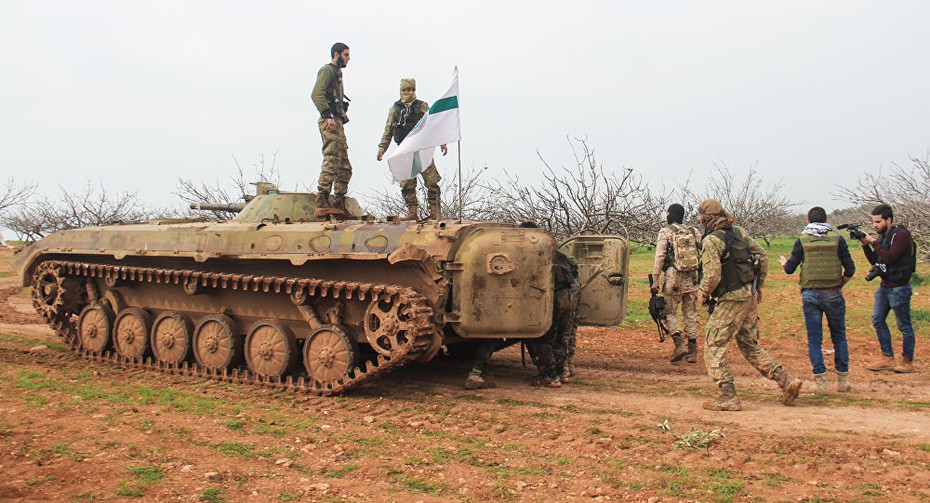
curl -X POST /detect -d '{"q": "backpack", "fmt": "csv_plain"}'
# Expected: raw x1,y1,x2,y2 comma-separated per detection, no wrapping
669,224,700,272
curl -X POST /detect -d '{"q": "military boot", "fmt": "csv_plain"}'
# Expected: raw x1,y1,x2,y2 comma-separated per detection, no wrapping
685,339,698,364
866,354,896,371
426,200,441,220
314,192,338,219
399,205,419,221
811,373,829,395
329,195,348,219
669,333,688,362
836,371,852,392
464,370,495,390
563,356,576,379
702,382,741,411
774,367,803,406
894,356,916,373
531,375,562,388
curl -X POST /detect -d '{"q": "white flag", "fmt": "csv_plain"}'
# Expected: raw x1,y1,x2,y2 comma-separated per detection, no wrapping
387,67,461,182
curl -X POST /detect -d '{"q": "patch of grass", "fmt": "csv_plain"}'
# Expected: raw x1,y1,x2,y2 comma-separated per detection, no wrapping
215,442,254,458
224,419,245,431
324,463,358,478
200,487,224,502
919,443,930,452
555,457,572,465
277,493,295,501
911,308,930,321
860,482,884,496
117,465,164,497
705,469,745,503
763,472,789,486
73,493,101,501
673,429,725,450
401,476,446,496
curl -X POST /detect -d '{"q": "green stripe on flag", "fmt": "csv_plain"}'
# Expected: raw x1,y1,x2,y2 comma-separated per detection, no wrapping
429,96,458,114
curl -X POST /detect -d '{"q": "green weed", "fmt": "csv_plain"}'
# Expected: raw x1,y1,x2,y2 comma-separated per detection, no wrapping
224,419,245,430
401,476,445,496
324,463,358,478
215,442,254,458
201,487,224,502
763,472,789,486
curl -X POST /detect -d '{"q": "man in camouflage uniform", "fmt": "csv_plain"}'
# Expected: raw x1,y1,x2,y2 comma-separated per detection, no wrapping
651,203,702,364
697,199,802,411
311,42,353,219
377,78,446,220
526,250,579,388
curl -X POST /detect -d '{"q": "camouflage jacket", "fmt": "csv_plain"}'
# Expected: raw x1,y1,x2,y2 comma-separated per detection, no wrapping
311,64,347,121
653,225,701,294
699,225,767,301
378,100,430,153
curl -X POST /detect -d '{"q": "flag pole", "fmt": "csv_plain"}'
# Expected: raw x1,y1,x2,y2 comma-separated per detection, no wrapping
457,140,463,220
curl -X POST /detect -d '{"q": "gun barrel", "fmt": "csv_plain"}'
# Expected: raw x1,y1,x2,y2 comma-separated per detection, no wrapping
190,202,246,213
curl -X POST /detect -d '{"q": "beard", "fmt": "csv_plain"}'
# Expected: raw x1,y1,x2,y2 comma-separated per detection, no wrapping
336,55,347,68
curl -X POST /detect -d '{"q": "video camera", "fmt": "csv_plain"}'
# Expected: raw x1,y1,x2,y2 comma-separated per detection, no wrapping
865,263,887,282
837,223,867,241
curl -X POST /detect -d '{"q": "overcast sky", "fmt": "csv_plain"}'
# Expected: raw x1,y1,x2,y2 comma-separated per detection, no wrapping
1,1,928,214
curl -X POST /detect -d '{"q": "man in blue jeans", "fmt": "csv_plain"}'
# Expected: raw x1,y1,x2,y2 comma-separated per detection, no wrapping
860,204,918,373
780,206,856,393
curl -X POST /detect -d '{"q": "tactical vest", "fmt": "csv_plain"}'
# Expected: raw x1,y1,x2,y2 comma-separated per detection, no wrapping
875,225,917,282
711,228,755,298
392,100,426,144
799,232,843,289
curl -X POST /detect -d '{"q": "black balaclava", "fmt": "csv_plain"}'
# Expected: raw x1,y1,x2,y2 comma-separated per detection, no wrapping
667,204,685,225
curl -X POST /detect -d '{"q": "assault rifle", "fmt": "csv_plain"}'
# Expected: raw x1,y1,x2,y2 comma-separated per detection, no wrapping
648,274,670,342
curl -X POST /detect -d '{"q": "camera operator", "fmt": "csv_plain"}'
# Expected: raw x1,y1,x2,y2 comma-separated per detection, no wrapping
860,204,917,373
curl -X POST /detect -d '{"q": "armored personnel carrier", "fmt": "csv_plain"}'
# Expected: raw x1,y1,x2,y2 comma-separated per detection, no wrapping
12,185,629,394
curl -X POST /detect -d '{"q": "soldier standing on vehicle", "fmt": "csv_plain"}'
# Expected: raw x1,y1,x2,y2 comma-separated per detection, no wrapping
311,42,353,219
778,206,856,393
651,203,702,364
697,199,802,411
377,78,447,221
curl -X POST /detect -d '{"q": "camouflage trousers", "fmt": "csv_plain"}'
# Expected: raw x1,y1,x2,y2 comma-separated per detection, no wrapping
663,290,699,340
400,161,441,208
527,286,577,377
563,279,581,359
704,297,783,386
317,118,352,196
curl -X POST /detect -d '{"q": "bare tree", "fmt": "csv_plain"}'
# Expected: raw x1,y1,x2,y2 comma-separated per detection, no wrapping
1,181,173,242
0,177,37,215
687,162,797,246
834,153,930,259
177,151,281,220
362,164,498,221
488,137,669,243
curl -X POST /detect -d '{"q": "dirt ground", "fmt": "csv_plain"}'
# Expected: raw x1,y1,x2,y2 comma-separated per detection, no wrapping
1,246,929,502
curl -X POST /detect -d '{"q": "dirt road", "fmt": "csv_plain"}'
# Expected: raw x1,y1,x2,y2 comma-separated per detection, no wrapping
1,248,928,502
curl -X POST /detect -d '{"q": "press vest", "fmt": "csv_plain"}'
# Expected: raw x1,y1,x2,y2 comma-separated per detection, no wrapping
875,225,916,283
799,232,843,289
392,100,426,144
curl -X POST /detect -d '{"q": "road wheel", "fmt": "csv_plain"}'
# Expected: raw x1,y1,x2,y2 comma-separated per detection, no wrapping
77,304,115,353
113,308,152,358
245,321,297,378
151,312,193,365
193,314,242,370
303,324,359,383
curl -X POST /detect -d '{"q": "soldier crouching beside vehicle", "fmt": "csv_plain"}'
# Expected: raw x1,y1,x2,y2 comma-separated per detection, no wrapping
697,199,803,411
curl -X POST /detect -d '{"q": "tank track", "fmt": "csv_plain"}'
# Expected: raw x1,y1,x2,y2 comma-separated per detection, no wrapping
33,260,435,396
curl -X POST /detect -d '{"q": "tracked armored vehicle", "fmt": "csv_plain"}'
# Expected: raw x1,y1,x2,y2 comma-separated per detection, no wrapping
12,185,629,394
